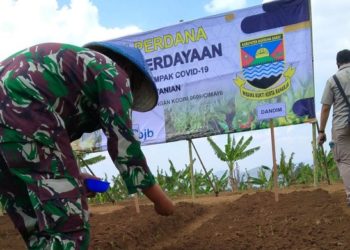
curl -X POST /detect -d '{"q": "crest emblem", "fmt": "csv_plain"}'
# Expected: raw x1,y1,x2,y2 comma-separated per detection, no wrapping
235,34,295,100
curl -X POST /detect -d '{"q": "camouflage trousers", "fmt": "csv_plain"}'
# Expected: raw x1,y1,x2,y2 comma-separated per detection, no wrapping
0,141,90,250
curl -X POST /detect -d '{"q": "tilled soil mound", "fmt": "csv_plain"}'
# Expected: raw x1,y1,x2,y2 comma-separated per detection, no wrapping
1,185,350,250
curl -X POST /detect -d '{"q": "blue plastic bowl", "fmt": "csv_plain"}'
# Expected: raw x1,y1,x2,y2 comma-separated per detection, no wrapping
85,179,110,193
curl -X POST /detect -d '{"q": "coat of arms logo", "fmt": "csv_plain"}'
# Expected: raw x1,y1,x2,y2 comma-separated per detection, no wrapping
234,34,295,100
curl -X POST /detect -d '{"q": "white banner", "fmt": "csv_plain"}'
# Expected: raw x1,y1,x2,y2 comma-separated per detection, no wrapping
73,0,314,151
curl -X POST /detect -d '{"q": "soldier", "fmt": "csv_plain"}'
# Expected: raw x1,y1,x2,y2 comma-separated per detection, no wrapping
0,42,174,249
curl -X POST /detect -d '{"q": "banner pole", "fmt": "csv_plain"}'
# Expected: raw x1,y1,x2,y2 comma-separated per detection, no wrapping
315,122,331,185
308,0,319,187
269,119,279,202
312,122,318,186
188,139,195,201
191,140,219,196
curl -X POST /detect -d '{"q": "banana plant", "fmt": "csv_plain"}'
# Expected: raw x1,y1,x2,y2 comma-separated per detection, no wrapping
237,171,249,191
156,160,227,195
294,162,313,184
207,134,260,191
316,147,339,183
247,165,274,189
211,170,229,192
108,174,129,200
89,174,129,204
156,160,191,195
193,169,215,194
278,149,295,187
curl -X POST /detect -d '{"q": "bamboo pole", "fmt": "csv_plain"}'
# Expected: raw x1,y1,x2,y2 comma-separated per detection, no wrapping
269,119,279,202
312,122,318,186
315,122,331,185
307,0,318,185
188,139,195,201
191,140,219,196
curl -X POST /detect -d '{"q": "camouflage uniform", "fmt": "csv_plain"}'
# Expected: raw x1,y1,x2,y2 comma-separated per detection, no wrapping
0,43,156,249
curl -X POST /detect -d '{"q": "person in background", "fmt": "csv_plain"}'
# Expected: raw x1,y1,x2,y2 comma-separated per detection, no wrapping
0,41,174,249
318,49,350,206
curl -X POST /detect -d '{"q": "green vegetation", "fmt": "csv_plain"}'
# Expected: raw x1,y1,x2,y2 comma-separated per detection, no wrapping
86,145,341,205
77,135,341,205
0,137,337,210
247,147,340,189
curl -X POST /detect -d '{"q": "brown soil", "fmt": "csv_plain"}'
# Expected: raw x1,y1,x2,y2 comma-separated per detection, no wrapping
1,183,350,250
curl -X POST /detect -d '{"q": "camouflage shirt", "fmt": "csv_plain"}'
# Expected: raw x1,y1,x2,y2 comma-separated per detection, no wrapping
0,43,155,194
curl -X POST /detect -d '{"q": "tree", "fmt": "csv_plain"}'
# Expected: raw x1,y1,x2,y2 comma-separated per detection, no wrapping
207,134,260,191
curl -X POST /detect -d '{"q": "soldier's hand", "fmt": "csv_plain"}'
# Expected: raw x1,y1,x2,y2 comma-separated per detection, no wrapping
142,184,175,216
154,199,175,216
80,173,101,198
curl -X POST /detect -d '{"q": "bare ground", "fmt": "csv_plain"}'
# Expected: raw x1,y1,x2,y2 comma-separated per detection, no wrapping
1,183,350,250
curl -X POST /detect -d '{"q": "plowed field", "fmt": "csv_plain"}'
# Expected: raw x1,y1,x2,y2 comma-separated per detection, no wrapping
1,183,350,250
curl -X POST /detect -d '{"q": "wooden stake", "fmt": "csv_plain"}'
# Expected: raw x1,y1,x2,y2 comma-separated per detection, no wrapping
315,122,331,185
191,140,219,196
188,139,195,202
312,122,318,187
269,119,279,202
134,193,140,214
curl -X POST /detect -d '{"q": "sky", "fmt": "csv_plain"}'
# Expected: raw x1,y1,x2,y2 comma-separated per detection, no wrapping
1,0,350,180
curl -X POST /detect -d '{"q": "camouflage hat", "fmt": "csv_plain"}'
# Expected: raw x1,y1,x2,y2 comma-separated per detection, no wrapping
84,41,158,112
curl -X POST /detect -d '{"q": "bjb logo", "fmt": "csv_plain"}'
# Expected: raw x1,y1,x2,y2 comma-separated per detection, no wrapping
132,124,154,141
